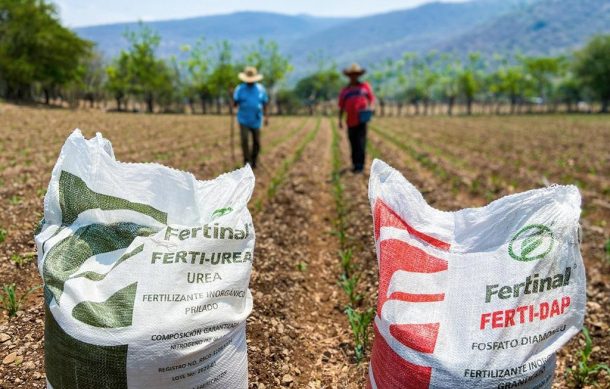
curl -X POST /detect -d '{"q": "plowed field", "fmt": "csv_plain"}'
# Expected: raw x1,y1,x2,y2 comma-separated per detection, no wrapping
0,104,608,388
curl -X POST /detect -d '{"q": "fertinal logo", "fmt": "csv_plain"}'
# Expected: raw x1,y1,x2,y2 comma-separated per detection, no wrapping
508,224,554,261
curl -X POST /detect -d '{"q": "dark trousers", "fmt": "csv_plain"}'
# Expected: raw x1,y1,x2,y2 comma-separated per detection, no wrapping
348,123,367,171
240,125,260,167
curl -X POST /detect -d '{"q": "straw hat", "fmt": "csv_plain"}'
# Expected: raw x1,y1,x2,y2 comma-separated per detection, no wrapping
238,66,264,83
343,63,366,76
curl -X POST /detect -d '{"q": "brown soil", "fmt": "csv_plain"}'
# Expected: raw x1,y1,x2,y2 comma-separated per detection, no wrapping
0,105,608,388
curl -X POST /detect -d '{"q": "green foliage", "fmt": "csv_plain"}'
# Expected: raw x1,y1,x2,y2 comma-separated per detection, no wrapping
0,0,92,101
0,283,40,317
345,306,375,362
10,253,33,267
338,249,354,276
567,327,610,387
182,39,213,111
339,273,362,307
296,261,308,272
106,52,131,110
8,195,21,205
275,89,302,114
605,239,610,262
0,228,6,244
295,66,342,109
208,40,238,110
245,38,292,91
573,34,610,112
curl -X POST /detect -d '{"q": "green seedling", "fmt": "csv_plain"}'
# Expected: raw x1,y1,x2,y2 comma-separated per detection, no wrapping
10,253,33,267
339,273,362,307
8,195,22,205
345,306,375,363
605,239,610,261
0,228,7,244
566,327,610,387
0,284,41,317
296,261,308,272
339,248,354,277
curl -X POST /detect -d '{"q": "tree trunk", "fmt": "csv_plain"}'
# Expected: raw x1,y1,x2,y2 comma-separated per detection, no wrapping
216,98,221,115
467,97,473,115
146,95,154,113
601,99,609,113
44,89,50,105
199,95,207,114
448,97,455,116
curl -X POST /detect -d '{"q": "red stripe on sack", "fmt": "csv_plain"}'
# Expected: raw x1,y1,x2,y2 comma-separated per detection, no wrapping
388,292,445,303
373,199,450,250
390,323,440,354
378,239,448,315
370,325,432,389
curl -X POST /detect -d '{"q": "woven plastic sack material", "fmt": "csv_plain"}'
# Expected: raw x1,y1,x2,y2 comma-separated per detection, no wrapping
367,159,585,389
35,130,255,389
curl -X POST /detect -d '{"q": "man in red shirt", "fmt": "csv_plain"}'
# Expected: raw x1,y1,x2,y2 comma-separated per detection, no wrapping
338,63,375,173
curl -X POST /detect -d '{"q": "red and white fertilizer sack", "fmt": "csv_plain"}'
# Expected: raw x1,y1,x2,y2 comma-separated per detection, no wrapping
367,159,585,389
36,130,255,388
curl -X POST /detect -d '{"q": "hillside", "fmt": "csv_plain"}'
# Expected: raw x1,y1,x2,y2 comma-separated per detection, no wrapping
75,12,351,59
439,0,610,56
74,0,610,78
286,0,526,68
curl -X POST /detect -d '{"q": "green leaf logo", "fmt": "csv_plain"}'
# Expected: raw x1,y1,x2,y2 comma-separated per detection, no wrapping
508,224,554,262
212,207,233,218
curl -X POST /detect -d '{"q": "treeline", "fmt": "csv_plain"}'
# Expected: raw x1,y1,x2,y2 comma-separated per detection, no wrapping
1,0,609,114
367,44,610,115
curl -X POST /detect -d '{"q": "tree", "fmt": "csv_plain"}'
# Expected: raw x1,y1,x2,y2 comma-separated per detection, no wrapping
106,52,130,111
370,58,402,116
573,35,610,113
521,55,565,111
182,39,213,113
489,56,532,114
457,53,485,115
80,50,106,108
122,24,174,113
554,74,582,113
294,69,342,115
0,0,92,102
245,38,292,112
208,40,238,114
436,54,461,115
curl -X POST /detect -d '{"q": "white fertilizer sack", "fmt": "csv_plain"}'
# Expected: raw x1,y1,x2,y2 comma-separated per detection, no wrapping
367,159,585,389
35,130,255,389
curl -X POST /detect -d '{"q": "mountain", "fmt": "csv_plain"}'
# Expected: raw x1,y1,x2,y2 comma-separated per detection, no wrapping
286,0,527,68
75,12,352,59
439,0,610,56
74,0,610,79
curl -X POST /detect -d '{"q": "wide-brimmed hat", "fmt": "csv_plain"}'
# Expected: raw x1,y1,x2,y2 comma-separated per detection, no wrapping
343,63,366,76
238,66,263,83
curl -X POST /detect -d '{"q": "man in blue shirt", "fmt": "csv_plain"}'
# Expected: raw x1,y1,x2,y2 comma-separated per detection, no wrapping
233,66,269,168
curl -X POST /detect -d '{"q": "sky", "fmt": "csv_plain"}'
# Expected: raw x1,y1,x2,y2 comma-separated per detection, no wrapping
53,0,468,28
